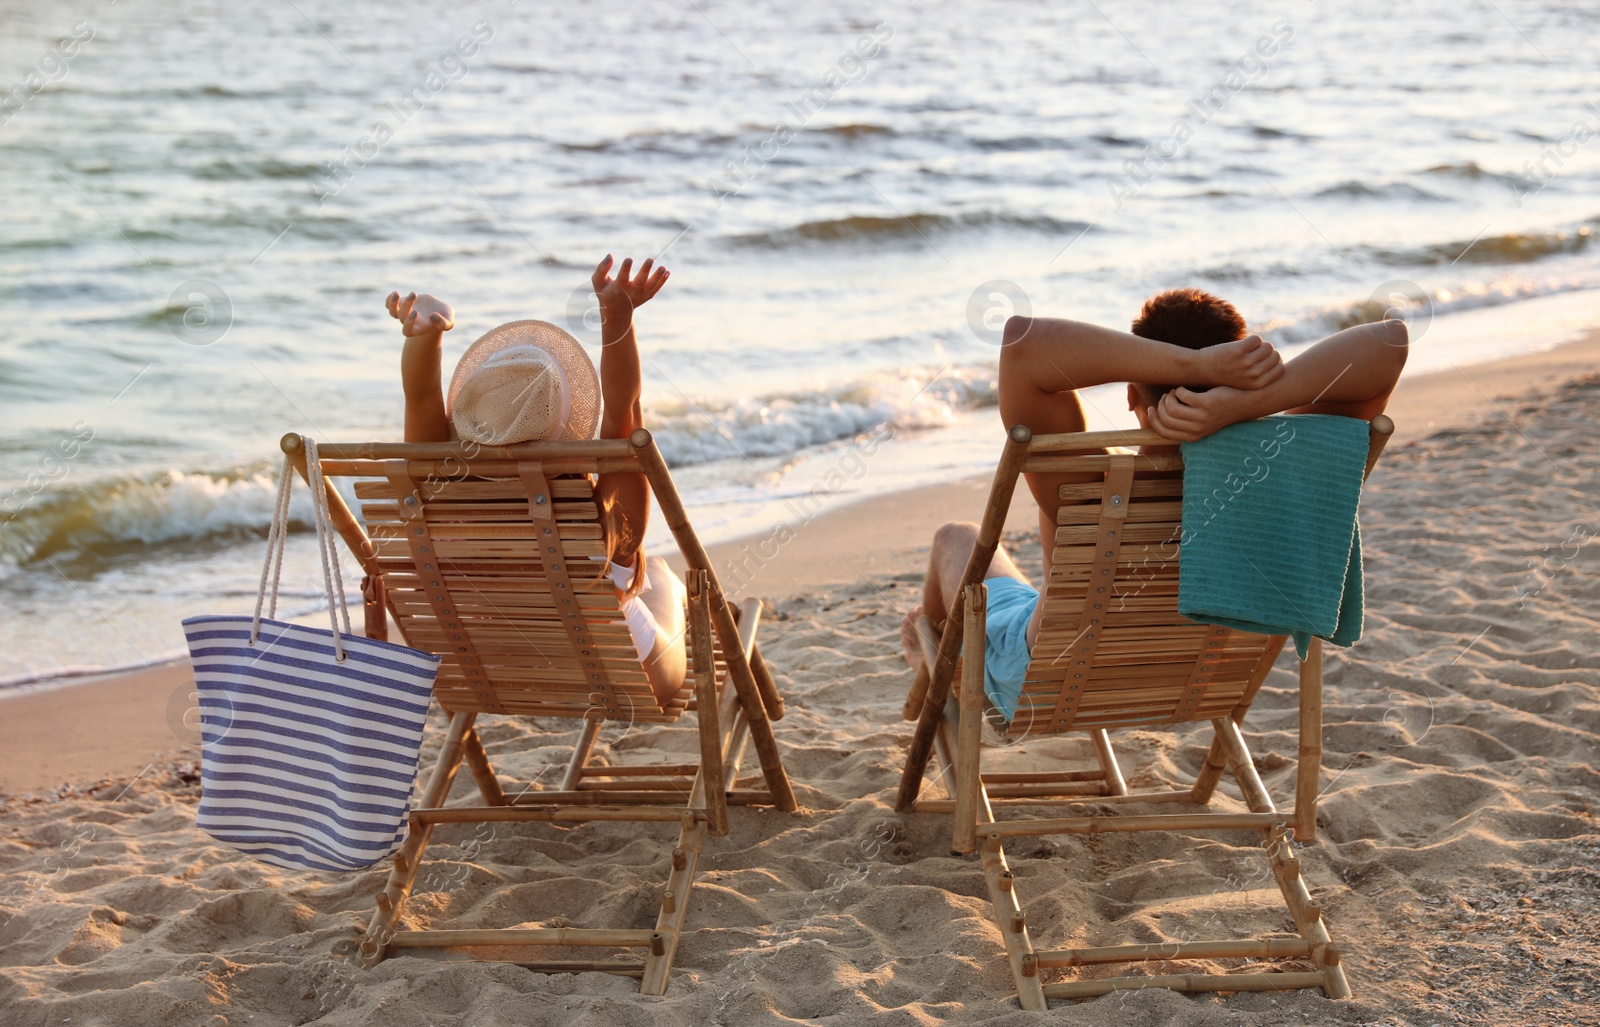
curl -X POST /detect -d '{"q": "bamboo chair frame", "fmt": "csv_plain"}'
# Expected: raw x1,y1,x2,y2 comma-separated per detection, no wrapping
281,428,795,994
895,416,1393,1009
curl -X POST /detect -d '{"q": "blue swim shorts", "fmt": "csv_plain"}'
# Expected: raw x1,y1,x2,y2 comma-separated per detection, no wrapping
974,576,1038,723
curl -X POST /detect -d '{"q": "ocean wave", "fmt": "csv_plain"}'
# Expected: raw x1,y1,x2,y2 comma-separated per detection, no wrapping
731,211,1092,248
965,134,1079,153
1405,223,1594,266
1314,180,1450,202
1249,125,1314,140
556,126,741,154
0,368,1001,574
1421,160,1528,188
0,468,319,581
192,158,324,181
814,122,894,139
646,365,997,467
1258,275,1600,344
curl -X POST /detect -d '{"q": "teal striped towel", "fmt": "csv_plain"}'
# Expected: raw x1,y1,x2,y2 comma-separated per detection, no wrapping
1176,414,1368,659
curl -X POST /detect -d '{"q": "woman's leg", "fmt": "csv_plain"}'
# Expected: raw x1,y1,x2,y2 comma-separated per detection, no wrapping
639,556,688,706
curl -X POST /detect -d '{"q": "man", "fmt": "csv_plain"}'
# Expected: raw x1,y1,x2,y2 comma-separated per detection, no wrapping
900,288,1408,719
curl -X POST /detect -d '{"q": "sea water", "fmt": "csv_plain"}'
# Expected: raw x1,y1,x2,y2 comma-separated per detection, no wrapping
1,0,1596,681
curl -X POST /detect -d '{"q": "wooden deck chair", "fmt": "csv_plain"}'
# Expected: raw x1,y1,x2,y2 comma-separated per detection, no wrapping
896,416,1393,1009
279,428,796,994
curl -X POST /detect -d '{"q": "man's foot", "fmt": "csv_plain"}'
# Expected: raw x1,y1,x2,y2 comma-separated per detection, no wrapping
900,605,926,674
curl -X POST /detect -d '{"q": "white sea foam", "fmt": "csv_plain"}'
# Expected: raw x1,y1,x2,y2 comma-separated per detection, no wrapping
647,365,997,467
1262,265,1600,344
0,469,335,580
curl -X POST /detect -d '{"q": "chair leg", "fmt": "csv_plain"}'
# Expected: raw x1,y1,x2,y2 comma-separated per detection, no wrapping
1090,730,1127,796
897,594,970,812
932,718,959,802
720,709,751,785
461,726,506,806
638,807,709,996
952,584,986,855
359,710,474,967
717,597,759,786
1189,734,1231,804
706,585,795,812
559,716,604,793
1265,825,1351,999
1295,638,1324,842
1215,717,1276,814
978,831,1046,1009
361,574,388,642
687,571,728,836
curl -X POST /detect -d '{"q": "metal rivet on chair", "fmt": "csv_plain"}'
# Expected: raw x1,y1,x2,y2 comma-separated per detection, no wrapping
420,546,430,554
534,495,547,505
404,496,417,506
548,546,557,554
1110,495,1123,506
415,527,424,536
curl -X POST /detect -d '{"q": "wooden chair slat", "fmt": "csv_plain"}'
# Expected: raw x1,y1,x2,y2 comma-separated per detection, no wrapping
1057,477,1184,502
1057,501,1183,525
354,477,597,501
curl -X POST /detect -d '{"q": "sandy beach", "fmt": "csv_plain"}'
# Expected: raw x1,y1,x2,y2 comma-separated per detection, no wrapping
3,332,1598,1026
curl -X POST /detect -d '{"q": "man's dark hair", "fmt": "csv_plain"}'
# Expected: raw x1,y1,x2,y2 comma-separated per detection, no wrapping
1128,288,1247,398
1130,287,1247,351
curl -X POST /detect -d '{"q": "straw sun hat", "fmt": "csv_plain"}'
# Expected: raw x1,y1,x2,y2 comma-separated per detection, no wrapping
446,320,600,445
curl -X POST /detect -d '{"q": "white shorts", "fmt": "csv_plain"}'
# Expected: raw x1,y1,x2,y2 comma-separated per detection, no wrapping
604,559,659,663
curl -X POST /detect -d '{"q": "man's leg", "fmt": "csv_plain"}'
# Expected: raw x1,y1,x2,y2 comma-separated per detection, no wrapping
900,521,1029,674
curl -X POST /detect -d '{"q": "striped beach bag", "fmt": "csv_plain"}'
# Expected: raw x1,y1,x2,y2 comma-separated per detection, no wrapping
182,438,441,872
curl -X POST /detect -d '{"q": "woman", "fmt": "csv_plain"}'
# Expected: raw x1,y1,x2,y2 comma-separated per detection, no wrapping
385,255,688,707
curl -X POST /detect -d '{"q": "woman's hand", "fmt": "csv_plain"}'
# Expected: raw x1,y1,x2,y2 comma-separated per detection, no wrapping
1148,386,1257,442
591,255,669,325
1199,335,1283,390
386,291,455,337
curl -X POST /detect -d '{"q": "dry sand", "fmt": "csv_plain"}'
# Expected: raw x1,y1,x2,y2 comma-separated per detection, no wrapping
2,333,1597,1026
